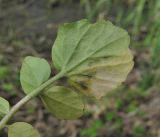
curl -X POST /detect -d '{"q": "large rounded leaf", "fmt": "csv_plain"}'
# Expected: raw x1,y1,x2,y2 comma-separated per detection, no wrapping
52,19,134,99
0,97,9,119
41,86,84,119
20,56,51,94
8,122,41,137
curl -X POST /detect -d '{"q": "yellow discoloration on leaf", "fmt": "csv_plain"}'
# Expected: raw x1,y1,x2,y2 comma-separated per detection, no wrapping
70,61,133,99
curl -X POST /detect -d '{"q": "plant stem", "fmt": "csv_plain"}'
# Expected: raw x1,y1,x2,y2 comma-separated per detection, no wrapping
0,72,65,130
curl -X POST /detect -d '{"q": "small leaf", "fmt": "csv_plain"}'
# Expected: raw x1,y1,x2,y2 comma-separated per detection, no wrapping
41,86,84,119
8,122,41,137
20,56,51,94
52,19,134,99
0,97,10,118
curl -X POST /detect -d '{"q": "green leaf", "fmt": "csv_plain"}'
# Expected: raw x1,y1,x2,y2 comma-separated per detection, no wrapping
41,86,84,119
0,66,10,79
20,56,51,94
52,19,134,99
0,97,10,119
8,122,41,137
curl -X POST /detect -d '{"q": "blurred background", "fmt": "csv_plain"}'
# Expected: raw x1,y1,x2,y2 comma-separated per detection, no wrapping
0,0,160,137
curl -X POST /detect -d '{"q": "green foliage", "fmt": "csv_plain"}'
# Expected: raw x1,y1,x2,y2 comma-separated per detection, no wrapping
20,56,51,94
81,120,103,137
105,111,123,128
126,102,138,113
151,39,160,69
0,66,10,79
41,86,84,119
140,39,160,90
140,72,154,90
8,122,41,137
80,0,160,46
115,99,124,111
0,97,10,119
52,19,133,99
102,87,147,116
80,0,108,20
2,83,16,96
133,125,145,137
105,111,116,121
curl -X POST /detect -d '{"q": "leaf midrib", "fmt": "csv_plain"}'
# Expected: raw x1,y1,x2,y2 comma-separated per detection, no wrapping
63,22,91,69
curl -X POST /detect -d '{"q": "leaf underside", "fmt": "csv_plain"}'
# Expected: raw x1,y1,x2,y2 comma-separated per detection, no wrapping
41,86,84,119
0,97,10,118
8,122,41,137
20,56,51,94
52,19,134,99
